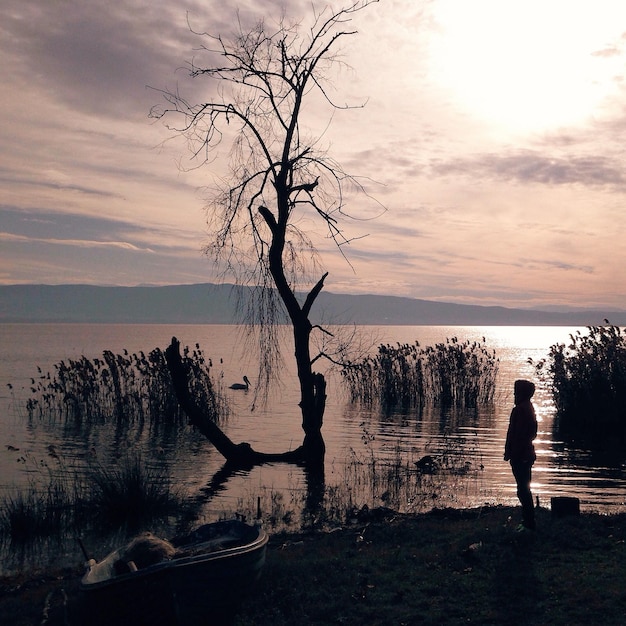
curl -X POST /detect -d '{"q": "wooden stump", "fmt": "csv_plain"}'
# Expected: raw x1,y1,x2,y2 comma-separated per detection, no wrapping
551,496,580,518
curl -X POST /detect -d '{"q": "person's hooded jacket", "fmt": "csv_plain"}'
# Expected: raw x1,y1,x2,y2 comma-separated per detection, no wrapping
504,379,537,463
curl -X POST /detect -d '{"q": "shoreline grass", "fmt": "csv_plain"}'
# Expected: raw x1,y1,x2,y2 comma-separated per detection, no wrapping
0,453,191,550
239,504,626,625
1,425,486,548
2,505,626,625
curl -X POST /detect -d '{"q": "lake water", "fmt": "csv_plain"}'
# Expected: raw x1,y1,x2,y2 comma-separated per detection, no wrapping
1,323,625,530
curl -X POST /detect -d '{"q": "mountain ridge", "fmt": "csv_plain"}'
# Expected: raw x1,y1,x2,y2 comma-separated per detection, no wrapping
0,283,624,326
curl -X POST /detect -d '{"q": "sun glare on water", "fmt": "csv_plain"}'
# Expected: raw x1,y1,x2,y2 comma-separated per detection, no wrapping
428,0,626,135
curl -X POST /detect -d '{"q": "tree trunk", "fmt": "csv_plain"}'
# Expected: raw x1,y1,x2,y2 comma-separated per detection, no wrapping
259,202,328,466
165,337,306,468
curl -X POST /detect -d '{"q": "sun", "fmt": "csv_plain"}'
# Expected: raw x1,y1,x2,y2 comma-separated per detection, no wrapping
427,0,626,135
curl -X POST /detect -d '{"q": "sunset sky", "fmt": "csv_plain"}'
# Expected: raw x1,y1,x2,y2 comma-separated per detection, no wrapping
2,0,626,310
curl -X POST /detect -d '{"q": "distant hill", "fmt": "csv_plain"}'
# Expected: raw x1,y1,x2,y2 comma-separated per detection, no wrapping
0,283,624,326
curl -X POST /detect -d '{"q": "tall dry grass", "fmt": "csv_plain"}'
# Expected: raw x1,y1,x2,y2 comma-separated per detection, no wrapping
341,337,498,411
22,343,227,437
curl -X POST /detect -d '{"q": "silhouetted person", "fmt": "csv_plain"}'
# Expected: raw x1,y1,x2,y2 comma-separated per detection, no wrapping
504,379,538,530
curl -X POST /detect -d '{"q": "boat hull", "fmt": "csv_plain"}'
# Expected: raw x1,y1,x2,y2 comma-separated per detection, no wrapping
79,520,268,625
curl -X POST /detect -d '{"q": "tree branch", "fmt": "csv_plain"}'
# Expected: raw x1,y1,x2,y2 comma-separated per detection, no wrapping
303,272,328,318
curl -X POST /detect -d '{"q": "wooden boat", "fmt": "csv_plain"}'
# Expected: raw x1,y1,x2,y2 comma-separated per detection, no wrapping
79,519,268,625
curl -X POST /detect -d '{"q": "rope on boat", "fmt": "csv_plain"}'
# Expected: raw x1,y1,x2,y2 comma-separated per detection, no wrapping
40,588,68,626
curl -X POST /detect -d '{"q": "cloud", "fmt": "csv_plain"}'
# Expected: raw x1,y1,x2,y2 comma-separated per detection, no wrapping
0,174,121,198
0,207,194,252
0,206,214,286
3,1,192,119
1,0,625,310
2,0,323,121
429,150,626,189
0,231,155,252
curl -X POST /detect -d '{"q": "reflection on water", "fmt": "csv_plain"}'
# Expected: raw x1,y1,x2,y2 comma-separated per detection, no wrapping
1,323,625,539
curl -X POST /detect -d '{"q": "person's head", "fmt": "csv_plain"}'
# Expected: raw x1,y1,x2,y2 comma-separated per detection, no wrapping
514,379,535,404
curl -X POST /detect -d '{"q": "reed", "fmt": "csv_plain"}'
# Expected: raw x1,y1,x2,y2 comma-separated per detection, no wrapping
0,455,81,542
341,337,498,410
86,455,186,530
0,453,188,544
1,436,483,552
231,432,485,533
534,323,626,443
0,487,66,542
21,343,227,431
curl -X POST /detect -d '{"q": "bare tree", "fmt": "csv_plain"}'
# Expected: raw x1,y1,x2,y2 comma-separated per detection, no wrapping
152,1,379,469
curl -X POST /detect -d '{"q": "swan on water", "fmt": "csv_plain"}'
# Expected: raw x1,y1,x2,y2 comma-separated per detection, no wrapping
229,375,250,390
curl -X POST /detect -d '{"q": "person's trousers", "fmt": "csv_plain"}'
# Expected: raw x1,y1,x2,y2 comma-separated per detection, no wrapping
510,460,535,529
